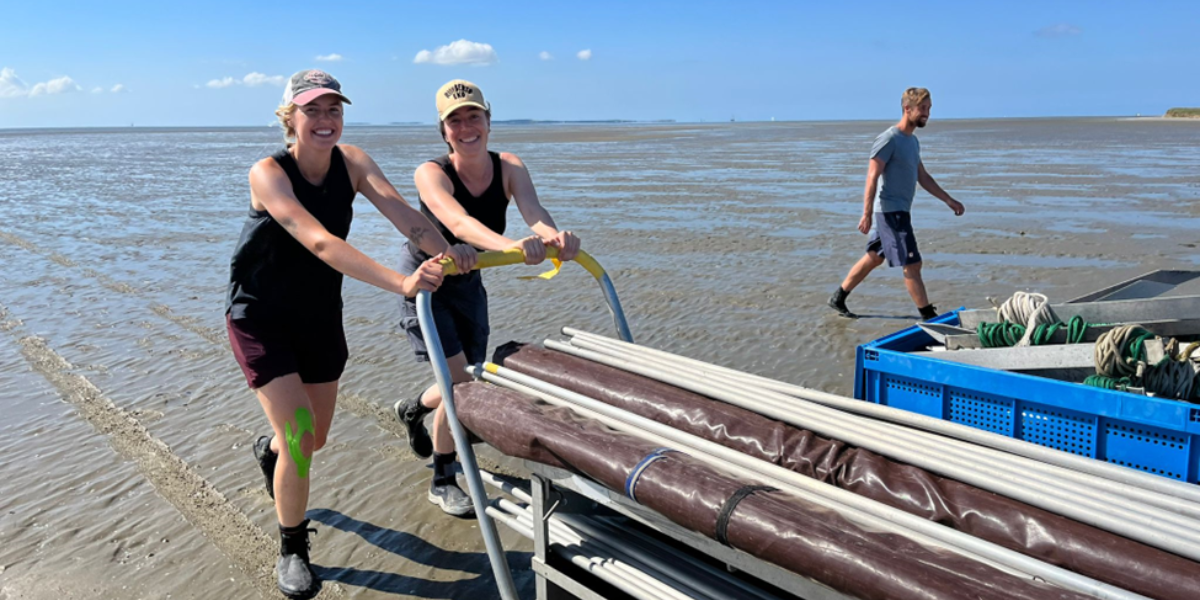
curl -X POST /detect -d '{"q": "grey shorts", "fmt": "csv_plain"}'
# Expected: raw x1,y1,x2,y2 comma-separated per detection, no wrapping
398,245,490,364
867,211,922,267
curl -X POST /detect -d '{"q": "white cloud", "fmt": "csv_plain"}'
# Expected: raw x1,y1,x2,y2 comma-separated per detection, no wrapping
1,68,81,98
111,84,126,93
0,67,28,98
91,86,104,94
576,49,592,61
29,76,80,97
316,53,343,62
413,39,498,66
206,73,285,89
539,51,553,61
1035,23,1082,38
242,72,285,87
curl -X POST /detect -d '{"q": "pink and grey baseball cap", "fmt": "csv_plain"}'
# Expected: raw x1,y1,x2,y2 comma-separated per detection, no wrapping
282,69,352,106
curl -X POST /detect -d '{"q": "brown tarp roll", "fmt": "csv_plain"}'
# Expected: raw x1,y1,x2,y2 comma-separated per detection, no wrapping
493,342,1200,600
455,382,1093,600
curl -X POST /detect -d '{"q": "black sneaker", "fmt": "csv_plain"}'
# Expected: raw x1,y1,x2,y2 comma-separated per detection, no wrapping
919,305,939,321
253,435,278,500
394,396,434,458
428,479,476,518
277,520,319,599
828,294,858,319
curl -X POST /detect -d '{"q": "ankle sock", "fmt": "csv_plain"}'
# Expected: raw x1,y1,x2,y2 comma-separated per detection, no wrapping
432,451,458,487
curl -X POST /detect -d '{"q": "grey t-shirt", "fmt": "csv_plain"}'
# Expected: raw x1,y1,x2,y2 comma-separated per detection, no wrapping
870,126,920,213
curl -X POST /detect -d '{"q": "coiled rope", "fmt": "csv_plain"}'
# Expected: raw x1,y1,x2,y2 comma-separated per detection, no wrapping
1088,325,1200,401
978,293,1200,402
983,292,1092,347
995,291,1057,347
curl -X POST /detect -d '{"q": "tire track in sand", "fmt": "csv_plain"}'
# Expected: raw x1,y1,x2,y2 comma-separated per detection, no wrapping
0,227,421,446
0,303,346,599
0,229,521,477
0,229,217,343
0,227,382,363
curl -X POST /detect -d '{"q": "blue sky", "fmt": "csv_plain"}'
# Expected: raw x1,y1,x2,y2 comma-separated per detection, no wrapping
1,1,1196,128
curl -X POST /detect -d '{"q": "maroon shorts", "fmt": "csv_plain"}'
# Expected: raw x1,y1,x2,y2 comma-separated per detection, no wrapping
226,313,348,389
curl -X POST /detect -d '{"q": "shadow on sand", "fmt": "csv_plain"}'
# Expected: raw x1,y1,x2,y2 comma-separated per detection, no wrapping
307,508,533,598
853,313,921,321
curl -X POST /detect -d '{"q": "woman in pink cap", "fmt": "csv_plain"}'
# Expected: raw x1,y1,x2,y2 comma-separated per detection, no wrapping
225,69,476,598
394,79,580,518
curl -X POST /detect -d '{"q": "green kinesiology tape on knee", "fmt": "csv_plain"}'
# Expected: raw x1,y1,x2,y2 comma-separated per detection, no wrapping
285,408,315,478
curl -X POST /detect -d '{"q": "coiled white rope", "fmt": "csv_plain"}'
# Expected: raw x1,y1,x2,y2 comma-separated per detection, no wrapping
994,291,1057,347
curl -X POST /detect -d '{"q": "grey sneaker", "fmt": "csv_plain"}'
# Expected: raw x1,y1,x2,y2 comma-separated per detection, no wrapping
428,479,476,518
394,396,433,458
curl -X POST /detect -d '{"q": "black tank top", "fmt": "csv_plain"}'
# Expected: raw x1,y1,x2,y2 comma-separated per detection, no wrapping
226,146,355,320
411,151,509,260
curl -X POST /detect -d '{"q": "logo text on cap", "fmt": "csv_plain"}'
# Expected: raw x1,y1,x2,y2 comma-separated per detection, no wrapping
305,70,333,85
444,83,475,100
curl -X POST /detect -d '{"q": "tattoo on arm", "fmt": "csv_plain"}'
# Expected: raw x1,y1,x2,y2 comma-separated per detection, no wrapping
407,225,428,247
280,216,298,235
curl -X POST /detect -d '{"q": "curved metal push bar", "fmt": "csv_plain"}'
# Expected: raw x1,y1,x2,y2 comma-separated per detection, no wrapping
416,247,632,600
439,248,633,344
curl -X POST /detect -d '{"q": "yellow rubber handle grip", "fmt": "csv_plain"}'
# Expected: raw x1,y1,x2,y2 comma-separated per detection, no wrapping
438,247,605,280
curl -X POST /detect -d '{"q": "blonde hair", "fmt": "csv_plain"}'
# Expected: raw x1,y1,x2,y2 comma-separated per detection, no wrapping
902,87,931,108
275,103,298,141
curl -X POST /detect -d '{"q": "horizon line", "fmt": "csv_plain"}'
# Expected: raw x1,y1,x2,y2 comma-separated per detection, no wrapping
2,114,1192,132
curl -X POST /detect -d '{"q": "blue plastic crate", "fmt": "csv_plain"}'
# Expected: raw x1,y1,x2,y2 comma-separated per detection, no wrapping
854,310,1200,483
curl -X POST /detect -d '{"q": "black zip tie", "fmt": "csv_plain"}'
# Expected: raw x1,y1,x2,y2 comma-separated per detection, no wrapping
715,485,776,546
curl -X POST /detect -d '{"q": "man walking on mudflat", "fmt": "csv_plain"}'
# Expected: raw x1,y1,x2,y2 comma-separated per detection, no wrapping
828,87,964,320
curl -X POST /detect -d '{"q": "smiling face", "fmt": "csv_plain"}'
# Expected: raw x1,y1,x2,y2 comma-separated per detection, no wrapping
291,95,343,149
440,106,490,155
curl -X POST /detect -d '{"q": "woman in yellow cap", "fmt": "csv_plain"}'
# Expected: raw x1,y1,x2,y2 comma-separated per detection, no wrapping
227,69,476,597
394,79,580,516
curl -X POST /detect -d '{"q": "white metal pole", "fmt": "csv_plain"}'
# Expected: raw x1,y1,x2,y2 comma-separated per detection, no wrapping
552,338,1200,537
547,338,1200,556
474,363,1147,600
563,328,1200,504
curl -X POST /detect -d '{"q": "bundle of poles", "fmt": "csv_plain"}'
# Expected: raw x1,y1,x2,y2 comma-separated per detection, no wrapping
458,329,1200,600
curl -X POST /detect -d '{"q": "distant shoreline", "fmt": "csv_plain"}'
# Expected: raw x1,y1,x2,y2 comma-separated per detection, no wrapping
4,115,1199,132
1164,108,1200,119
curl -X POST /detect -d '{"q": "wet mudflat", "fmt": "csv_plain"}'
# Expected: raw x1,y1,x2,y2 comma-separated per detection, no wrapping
1,117,1197,598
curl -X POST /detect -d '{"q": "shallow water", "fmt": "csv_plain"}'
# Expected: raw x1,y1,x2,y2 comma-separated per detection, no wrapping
1,117,1198,598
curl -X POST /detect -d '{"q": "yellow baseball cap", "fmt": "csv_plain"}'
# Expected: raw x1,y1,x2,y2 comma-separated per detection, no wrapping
436,79,489,121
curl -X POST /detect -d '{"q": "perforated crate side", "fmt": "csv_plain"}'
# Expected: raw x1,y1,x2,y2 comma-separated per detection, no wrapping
1101,420,1193,481
947,389,1015,437
1016,404,1098,458
878,373,944,419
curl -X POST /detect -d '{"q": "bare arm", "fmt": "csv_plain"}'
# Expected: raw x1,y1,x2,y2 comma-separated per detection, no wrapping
414,161,519,252
342,146,476,271
343,146,448,256
918,161,964,215
858,157,886,234
503,153,557,238
250,158,438,296
503,153,580,260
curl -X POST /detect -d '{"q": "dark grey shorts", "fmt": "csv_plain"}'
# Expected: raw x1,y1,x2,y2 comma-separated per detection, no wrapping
866,211,922,267
398,245,490,364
